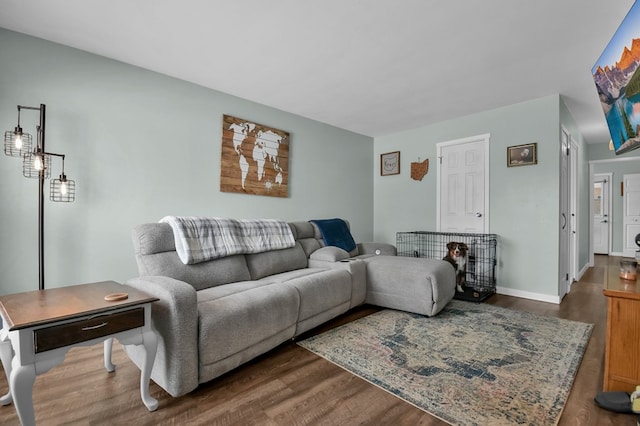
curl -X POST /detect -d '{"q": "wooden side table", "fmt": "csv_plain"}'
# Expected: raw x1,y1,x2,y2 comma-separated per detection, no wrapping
603,266,640,392
0,281,159,426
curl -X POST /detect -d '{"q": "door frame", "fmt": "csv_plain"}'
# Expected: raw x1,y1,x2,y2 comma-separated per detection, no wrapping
436,133,490,232
569,136,579,284
592,172,613,256
622,173,640,257
588,157,640,265
559,127,570,297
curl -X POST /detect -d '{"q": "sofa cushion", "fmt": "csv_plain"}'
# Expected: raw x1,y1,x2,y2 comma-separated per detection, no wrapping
363,255,455,316
283,269,352,334
283,269,351,321
309,246,350,262
255,267,322,283
245,242,308,280
133,222,253,290
196,280,275,302
135,251,252,291
197,284,299,366
133,222,178,255
290,221,315,239
290,221,322,257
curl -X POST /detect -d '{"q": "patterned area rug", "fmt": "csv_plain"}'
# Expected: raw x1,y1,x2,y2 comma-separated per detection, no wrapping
298,300,593,426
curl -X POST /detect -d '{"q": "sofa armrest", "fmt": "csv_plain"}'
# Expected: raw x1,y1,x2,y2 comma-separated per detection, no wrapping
124,276,199,397
357,242,397,256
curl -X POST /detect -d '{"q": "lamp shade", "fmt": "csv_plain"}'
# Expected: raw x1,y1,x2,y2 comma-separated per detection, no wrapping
4,127,32,157
50,174,75,202
22,151,51,179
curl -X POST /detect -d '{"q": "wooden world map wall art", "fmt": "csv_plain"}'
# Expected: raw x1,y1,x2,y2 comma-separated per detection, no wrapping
221,114,290,197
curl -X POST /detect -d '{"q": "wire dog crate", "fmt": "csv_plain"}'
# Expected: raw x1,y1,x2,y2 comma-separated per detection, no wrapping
396,231,497,302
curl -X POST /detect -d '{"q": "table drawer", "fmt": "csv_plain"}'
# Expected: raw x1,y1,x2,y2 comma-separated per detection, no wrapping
34,307,145,353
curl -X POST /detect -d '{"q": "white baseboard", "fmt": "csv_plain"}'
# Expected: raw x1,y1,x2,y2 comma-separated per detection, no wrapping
496,286,560,304
495,263,592,304
577,264,589,281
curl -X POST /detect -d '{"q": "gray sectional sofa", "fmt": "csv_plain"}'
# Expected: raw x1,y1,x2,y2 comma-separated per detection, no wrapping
124,219,455,397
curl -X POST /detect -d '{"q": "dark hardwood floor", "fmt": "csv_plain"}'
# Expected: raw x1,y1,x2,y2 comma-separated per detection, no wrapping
0,255,636,425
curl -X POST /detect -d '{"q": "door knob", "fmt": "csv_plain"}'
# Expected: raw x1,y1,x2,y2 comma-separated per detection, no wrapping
475,212,482,218
601,220,608,223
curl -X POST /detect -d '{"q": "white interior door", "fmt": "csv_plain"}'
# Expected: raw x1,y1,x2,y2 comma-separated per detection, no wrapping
623,173,640,257
437,134,489,233
559,128,570,298
592,174,611,255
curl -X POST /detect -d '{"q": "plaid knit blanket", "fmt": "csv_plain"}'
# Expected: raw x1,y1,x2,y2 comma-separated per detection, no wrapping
160,216,295,264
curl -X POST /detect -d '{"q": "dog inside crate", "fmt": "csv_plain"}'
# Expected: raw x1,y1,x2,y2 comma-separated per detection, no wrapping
396,231,497,301
443,241,468,292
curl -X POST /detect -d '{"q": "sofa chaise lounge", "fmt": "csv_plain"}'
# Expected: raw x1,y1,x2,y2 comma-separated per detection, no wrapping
124,218,455,397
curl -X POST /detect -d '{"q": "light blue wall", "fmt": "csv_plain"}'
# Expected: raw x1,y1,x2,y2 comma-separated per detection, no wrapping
589,143,640,253
588,141,640,161
0,29,374,295
0,28,593,302
374,95,583,300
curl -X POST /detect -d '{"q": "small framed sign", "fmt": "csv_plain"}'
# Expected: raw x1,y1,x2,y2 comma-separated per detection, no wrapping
507,143,537,167
381,151,400,176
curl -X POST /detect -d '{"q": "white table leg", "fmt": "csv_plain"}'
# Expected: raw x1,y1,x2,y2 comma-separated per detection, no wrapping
139,329,158,411
10,363,36,426
104,338,115,372
0,332,13,406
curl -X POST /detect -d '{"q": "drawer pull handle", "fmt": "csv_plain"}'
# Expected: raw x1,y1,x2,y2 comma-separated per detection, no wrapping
82,322,108,331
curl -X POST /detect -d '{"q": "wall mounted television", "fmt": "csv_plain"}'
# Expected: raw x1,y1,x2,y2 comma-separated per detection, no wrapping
593,1,640,155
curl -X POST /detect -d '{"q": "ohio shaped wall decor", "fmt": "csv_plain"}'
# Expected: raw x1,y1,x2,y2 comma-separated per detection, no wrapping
221,114,289,197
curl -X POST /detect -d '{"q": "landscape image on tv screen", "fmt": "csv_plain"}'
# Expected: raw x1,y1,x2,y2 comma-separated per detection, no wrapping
593,1,640,155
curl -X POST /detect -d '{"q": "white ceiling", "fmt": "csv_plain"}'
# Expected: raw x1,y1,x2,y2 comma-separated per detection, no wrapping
0,0,635,143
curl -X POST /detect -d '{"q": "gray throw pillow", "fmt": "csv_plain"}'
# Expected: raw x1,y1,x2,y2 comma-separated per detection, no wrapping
309,246,350,262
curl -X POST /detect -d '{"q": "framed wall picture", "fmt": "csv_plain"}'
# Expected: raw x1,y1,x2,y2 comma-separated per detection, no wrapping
381,151,400,176
507,143,537,167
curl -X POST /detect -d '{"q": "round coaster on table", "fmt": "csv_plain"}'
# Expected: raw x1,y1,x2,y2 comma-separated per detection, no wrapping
104,292,128,302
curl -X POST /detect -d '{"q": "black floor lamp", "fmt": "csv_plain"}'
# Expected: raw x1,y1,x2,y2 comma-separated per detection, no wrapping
4,104,76,291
